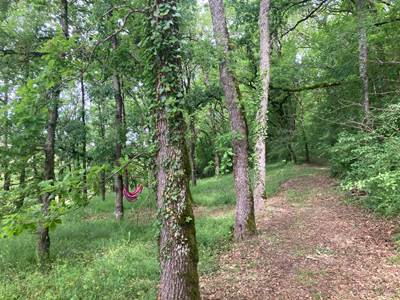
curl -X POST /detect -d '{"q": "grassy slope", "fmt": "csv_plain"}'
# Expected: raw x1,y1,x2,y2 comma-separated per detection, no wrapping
0,163,320,299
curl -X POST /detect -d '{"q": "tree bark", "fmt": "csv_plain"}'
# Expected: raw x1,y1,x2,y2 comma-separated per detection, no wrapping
356,0,370,125
111,33,124,221
254,0,271,210
209,0,256,240
151,1,200,299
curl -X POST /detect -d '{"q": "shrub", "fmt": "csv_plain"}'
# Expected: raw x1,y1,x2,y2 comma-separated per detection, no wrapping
330,104,400,215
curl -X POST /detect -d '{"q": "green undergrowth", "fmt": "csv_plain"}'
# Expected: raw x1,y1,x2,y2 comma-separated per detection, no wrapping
0,163,320,299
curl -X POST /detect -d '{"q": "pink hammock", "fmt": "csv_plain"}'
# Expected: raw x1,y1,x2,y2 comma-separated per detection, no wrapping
123,184,143,202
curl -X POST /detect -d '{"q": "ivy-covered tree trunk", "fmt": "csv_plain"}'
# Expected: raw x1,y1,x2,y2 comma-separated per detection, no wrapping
111,33,124,222
149,1,200,299
254,0,271,210
356,0,370,125
209,0,256,239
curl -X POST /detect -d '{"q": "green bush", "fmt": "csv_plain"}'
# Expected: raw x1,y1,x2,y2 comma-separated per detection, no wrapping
330,104,400,215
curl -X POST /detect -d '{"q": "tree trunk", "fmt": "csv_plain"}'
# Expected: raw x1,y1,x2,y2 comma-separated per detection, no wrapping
3,86,10,191
80,72,87,199
3,172,10,191
288,143,297,164
60,0,69,38
151,1,200,299
37,0,68,266
356,0,370,125
111,33,124,221
288,110,297,164
38,89,58,266
16,165,26,208
100,171,106,201
254,0,271,210
296,94,310,163
214,152,220,176
97,99,107,201
209,0,256,240
188,115,197,186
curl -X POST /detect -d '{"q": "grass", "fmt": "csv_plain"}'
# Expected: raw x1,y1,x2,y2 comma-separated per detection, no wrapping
0,162,320,299
265,162,326,197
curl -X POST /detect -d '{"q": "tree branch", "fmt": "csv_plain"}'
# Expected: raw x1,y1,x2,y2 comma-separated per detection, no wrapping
0,49,45,57
281,0,330,38
271,80,344,92
374,18,400,27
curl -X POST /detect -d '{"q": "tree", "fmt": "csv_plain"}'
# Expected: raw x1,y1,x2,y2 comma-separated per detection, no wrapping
146,0,200,298
208,0,256,240
356,0,370,125
80,73,88,199
37,0,70,266
111,32,125,222
253,0,271,210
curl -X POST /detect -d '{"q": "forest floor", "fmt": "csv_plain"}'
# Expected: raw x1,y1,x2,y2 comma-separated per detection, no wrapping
201,170,400,300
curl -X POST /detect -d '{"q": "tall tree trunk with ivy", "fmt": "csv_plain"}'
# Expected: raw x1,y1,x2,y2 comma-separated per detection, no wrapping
148,1,200,298
356,0,370,125
111,33,125,222
254,0,271,210
209,0,256,240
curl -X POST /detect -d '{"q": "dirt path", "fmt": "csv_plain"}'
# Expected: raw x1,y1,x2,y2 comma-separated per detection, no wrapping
201,174,400,299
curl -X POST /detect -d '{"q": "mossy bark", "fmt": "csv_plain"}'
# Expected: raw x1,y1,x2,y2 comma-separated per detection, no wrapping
151,1,200,299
